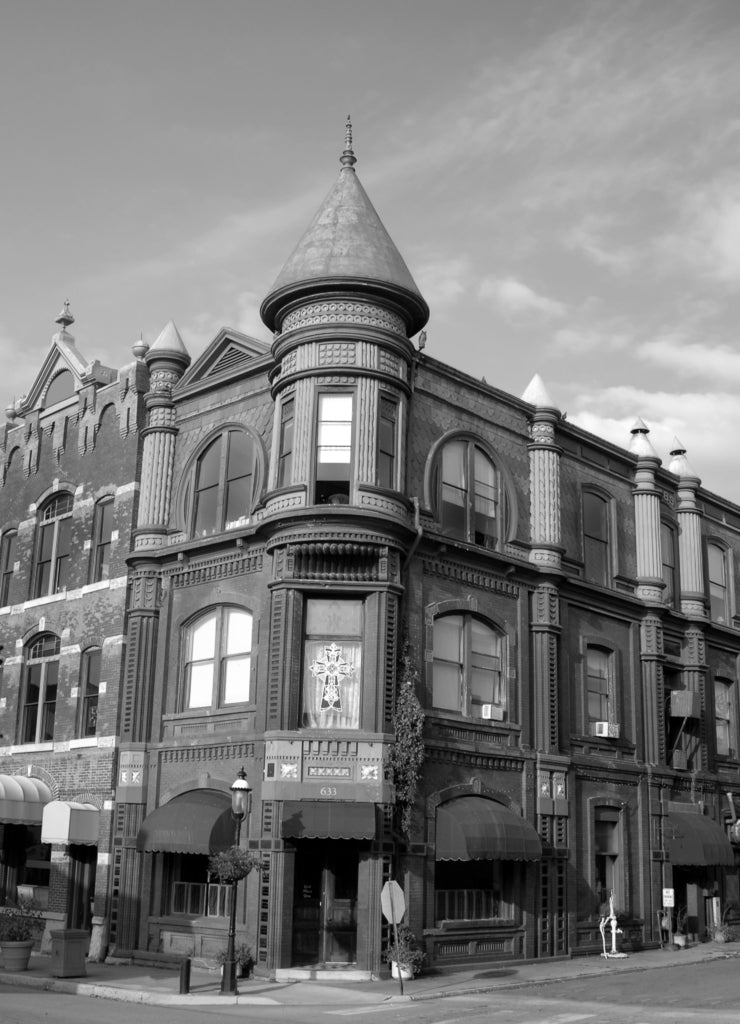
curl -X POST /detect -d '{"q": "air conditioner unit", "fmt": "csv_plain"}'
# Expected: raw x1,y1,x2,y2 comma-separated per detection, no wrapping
671,750,688,771
670,690,701,719
591,721,620,738
480,704,505,721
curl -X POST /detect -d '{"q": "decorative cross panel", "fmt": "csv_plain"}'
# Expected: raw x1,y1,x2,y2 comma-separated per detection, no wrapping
309,642,356,713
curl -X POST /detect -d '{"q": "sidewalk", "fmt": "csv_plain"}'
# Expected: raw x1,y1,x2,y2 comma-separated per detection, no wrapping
0,942,738,1009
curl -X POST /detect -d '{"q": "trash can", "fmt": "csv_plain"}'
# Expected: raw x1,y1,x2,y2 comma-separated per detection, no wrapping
49,929,88,977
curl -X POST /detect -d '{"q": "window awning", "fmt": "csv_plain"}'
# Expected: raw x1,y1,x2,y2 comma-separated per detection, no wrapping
281,801,377,840
0,774,53,825
666,811,735,867
41,801,99,846
436,797,542,862
136,790,233,854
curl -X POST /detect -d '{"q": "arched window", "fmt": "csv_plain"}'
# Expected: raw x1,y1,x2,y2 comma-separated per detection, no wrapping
434,438,505,549
34,492,74,597
20,633,60,744
43,370,74,408
0,530,17,606
182,607,253,710
188,430,256,537
583,491,610,586
91,497,114,582
708,542,730,624
78,648,101,737
432,614,505,719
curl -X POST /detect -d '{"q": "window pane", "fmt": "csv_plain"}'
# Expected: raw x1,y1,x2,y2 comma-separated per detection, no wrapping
306,599,361,636
432,663,461,710
187,663,214,708
473,448,497,546
225,475,251,526
225,609,252,655
584,536,608,586
190,614,217,660
222,655,251,704
434,616,463,662
197,439,222,489
193,486,219,536
317,395,353,464
583,493,607,538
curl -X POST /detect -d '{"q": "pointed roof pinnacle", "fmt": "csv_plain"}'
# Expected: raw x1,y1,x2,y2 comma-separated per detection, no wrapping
668,437,699,480
260,119,429,335
522,373,557,409
629,417,659,459
340,114,357,169
55,299,75,331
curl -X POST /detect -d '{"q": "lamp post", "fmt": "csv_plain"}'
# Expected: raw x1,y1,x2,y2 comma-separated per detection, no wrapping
221,766,250,995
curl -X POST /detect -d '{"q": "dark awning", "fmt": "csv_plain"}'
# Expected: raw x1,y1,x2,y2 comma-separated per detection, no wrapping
281,801,376,840
666,811,734,867
136,790,233,854
0,774,53,825
436,797,542,862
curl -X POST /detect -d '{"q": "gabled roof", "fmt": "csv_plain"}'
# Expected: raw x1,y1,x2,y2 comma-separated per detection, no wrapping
261,121,429,335
178,328,271,390
18,306,116,416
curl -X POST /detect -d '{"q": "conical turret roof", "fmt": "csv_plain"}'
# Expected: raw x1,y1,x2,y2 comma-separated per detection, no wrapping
261,120,429,335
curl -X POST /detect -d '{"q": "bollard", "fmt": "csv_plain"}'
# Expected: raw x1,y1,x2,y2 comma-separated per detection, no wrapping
179,957,191,994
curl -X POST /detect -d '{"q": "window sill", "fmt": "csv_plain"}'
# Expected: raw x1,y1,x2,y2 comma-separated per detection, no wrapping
9,741,54,754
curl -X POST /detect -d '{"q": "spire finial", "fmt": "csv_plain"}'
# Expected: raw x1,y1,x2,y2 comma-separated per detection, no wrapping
340,114,357,168
55,299,75,331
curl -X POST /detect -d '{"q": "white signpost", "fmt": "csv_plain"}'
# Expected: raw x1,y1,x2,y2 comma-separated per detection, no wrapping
380,880,406,995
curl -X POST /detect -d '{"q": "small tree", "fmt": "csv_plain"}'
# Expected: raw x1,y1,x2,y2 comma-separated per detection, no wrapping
389,643,425,841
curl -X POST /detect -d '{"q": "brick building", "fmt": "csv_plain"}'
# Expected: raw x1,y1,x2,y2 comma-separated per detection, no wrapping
0,304,144,957
2,126,739,974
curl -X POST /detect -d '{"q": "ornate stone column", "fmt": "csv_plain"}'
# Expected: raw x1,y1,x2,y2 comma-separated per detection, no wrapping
525,375,562,573
668,440,707,620
630,419,664,605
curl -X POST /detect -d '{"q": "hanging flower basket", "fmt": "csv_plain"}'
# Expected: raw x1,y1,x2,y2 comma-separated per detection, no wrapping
208,847,263,884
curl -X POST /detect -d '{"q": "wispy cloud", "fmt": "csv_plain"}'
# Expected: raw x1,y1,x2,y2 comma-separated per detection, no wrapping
414,256,470,311
479,276,567,319
638,336,740,382
552,326,631,354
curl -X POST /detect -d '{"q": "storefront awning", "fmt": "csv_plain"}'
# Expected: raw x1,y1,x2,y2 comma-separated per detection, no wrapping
0,774,53,825
41,801,99,846
281,801,376,840
136,790,233,854
666,811,735,867
436,797,542,862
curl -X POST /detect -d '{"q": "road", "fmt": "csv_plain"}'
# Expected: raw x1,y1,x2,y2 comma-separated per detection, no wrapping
1,958,739,1024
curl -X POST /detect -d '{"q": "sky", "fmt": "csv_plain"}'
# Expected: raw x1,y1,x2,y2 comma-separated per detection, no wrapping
3,0,740,500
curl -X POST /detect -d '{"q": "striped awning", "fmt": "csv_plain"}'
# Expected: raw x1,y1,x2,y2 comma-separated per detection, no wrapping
436,797,542,862
42,801,99,846
0,775,53,824
666,811,734,867
281,801,376,840
136,790,233,854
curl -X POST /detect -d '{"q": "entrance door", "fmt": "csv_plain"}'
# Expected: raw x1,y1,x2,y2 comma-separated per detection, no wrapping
292,842,358,966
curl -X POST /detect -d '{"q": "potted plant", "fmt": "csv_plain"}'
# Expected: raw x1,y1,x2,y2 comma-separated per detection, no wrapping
711,901,738,943
0,896,44,971
384,924,426,979
216,943,254,978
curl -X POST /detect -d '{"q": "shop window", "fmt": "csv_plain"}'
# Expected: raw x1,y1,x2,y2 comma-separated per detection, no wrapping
708,542,730,624
0,824,50,906
434,438,504,549
0,529,17,606
432,614,505,720
78,647,101,738
302,598,362,728
187,429,257,537
661,521,678,607
315,393,353,504
583,491,610,586
167,854,232,917
91,497,114,582
434,859,510,923
594,807,621,907
277,396,295,489
715,677,738,758
33,492,74,597
376,396,398,489
182,606,253,710
19,633,60,744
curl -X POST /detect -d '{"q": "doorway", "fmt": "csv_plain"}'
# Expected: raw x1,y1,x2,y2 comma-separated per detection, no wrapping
291,841,359,966
68,844,96,931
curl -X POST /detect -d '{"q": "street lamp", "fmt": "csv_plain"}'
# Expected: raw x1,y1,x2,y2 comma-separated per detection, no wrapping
221,766,251,995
